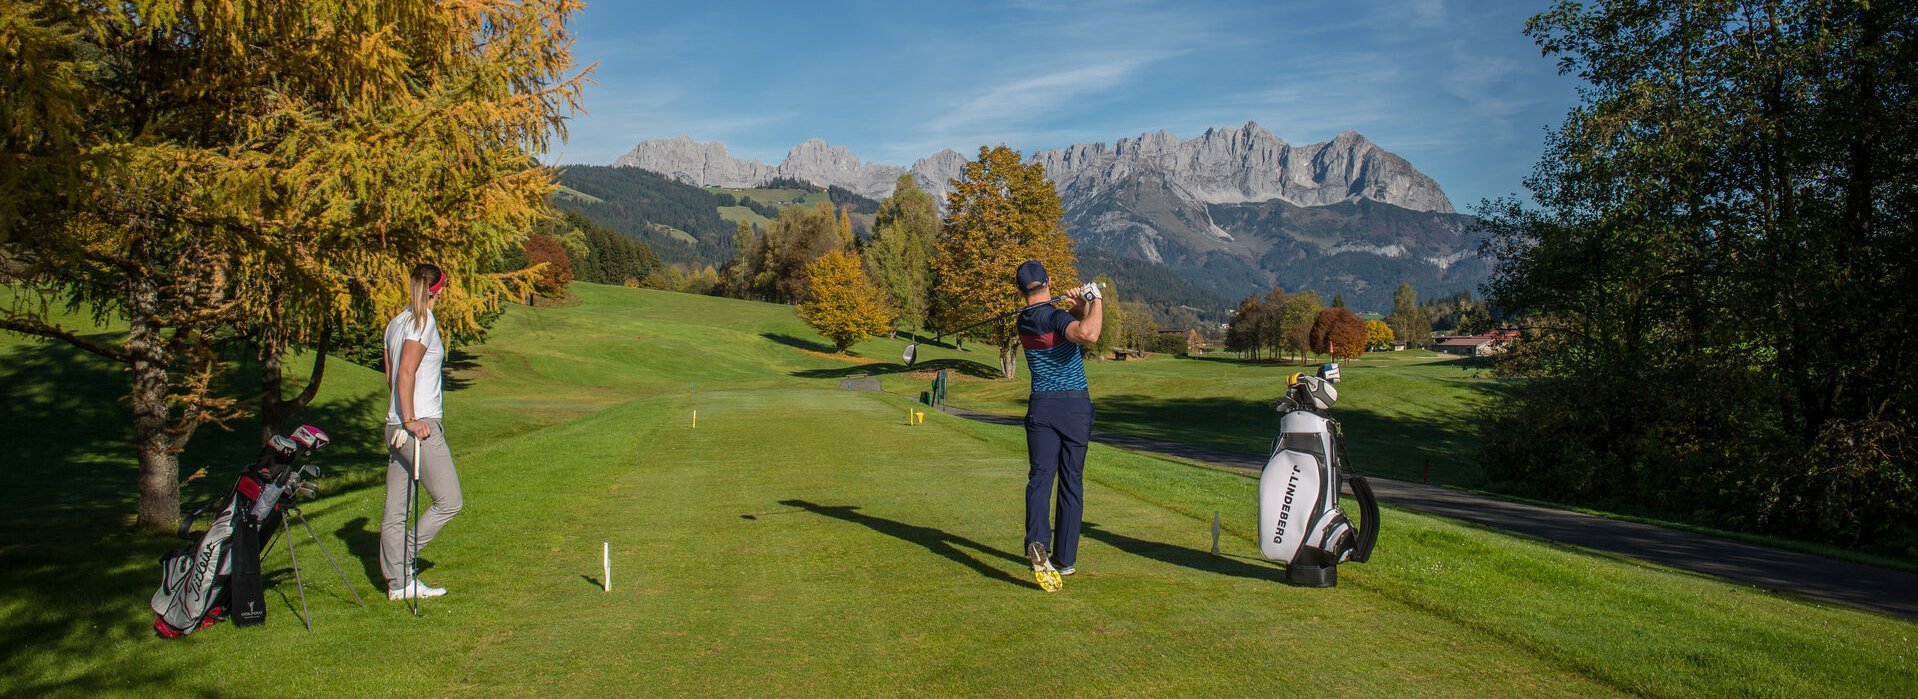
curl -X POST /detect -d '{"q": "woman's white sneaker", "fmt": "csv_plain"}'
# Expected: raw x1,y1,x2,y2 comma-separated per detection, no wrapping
388,580,447,601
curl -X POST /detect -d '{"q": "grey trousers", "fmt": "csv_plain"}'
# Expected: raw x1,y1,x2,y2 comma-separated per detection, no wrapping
381,418,463,590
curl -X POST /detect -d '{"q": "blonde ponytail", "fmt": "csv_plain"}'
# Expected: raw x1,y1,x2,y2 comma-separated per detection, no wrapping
407,263,445,332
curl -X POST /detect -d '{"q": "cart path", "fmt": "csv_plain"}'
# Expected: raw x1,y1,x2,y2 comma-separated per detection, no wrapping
939,405,1918,621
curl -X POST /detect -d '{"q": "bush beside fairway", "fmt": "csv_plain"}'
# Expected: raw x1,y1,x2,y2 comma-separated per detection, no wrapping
1,284,1912,696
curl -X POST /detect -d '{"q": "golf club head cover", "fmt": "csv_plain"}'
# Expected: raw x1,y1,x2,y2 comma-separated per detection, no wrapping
267,435,299,457
291,424,331,450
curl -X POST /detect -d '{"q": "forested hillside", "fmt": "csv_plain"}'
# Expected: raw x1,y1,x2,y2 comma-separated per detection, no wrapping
555,167,884,265
554,166,738,264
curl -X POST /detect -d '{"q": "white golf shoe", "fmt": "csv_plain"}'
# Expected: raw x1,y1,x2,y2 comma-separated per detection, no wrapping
388,579,447,601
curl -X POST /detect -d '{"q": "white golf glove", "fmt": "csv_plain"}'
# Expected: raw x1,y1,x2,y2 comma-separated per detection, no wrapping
1078,282,1102,301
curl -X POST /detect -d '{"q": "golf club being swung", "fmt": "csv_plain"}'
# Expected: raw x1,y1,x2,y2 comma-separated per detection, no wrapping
902,282,1103,367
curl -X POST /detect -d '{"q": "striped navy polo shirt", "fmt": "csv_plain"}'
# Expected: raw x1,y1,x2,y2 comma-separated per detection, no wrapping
1018,304,1088,393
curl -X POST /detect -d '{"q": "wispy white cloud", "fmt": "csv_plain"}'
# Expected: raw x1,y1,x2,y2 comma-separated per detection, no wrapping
916,53,1172,147
1409,0,1449,28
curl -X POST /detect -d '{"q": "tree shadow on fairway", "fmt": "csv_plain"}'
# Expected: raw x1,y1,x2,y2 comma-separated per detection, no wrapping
761,332,837,354
778,500,1028,587
0,338,391,694
442,347,482,391
0,526,231,695
0,338,390,529
791,357,1000,381
0,339,143,523
1080,521,1281,582
1090,393,1491,486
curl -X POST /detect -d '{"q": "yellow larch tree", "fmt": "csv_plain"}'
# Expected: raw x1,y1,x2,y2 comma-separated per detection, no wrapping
931,145,1078,379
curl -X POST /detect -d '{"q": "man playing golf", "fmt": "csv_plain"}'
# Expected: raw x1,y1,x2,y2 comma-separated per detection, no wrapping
1015,260,1102,592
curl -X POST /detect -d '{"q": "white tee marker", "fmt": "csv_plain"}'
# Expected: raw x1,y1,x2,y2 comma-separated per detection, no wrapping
603,542,611,592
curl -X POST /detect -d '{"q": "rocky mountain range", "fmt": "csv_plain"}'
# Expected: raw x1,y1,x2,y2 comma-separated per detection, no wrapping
605,122,1483,311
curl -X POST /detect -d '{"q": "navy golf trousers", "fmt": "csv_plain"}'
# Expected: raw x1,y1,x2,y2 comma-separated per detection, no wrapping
1025,390,1094,567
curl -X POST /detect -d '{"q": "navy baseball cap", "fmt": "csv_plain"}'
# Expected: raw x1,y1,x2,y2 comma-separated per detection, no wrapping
1016,260,1048,290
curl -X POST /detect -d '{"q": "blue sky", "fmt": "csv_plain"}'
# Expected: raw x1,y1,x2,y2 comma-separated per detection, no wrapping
556,0,1579,209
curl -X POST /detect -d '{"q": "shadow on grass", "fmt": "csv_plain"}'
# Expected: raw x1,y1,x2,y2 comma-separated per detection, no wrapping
791,357,1001,381
442,347,482,392
0,340,388,527
1089,393,1492,486
338,516,385,589
1081,521,1280,581
0,339,388,685
761,332,836,354
778,499,1027,587
332,514,442,591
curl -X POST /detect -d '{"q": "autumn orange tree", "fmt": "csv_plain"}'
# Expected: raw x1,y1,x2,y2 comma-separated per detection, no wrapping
0,1,585,529
931,146,1077,378
1309,307,1368,362
798,250,896,352
524,234,574,301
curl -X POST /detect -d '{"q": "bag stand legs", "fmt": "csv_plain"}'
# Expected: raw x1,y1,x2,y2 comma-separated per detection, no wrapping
270,505,366,631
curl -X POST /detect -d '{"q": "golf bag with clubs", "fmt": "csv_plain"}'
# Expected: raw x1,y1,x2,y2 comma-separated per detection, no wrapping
1258,374,1379,587
150,425,331,638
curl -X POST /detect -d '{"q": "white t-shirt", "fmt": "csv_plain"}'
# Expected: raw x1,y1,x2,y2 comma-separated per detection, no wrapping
385,309,445,425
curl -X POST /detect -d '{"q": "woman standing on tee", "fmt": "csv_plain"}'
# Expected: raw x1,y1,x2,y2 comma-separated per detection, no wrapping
381,263,463,601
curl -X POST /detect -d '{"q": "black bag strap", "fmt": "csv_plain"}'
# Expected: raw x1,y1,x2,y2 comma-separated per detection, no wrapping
1347,475,1380,563
176,480,240,540
178,497,216,540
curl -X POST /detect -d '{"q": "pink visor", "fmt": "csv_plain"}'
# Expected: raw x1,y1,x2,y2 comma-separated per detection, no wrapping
429,271,448,295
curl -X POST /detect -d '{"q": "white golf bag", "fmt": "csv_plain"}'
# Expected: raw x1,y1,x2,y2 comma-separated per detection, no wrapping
1258,375,1379,587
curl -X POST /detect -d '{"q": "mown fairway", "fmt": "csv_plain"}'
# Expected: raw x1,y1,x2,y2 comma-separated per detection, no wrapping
2,284,1913,697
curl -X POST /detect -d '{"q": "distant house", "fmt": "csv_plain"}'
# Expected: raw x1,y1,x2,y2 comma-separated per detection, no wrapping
1433,328,1519,357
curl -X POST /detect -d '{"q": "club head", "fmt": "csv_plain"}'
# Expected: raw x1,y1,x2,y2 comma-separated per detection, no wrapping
291,424,330,450
902,343,917,367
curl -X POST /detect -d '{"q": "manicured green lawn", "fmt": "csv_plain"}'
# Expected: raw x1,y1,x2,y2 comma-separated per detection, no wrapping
706,186,831,209
1,284,1912,696
716,205,772,227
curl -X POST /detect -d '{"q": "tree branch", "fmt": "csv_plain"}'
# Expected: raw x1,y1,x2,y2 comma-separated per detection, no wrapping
0,314,131,363
288,320,332,411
